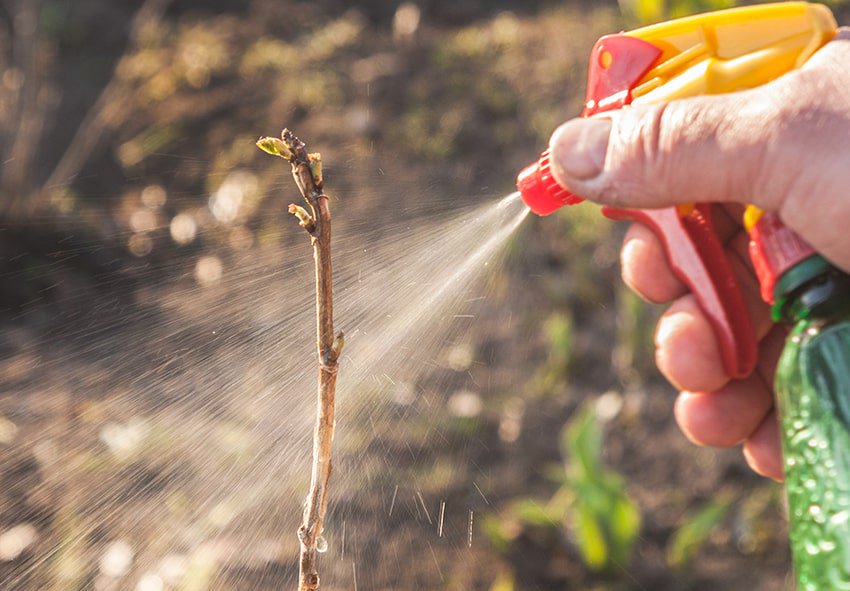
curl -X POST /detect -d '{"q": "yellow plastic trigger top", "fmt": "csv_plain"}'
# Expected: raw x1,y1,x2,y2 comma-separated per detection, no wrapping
744,205,765,232
625,2,837,104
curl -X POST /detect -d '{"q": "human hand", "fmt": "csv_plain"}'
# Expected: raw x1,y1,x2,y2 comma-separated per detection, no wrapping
547,29,850,481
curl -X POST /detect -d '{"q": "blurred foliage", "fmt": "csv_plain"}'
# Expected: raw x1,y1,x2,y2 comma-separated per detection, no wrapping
49,512,87,589
667,496,732,570
618,0,737,25
484,401,640,574
558,205,614,251
556,402,641,572
615,0,850,29
490,570,517,591
557,205,616,306
406,8,615,159
733,484,784,556
536,311,573,391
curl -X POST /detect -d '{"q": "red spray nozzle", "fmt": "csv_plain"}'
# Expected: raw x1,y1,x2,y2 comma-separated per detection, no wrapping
516,147,758,379
516,149,583,215
517,33,664,216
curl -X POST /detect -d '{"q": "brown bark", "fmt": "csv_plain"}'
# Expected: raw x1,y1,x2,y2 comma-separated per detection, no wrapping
258,129,342,590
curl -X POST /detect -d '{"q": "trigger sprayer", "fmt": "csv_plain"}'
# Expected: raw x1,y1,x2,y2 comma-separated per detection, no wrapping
515,3,850,588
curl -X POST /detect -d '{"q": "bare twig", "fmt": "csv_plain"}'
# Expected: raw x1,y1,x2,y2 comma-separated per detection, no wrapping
258,129,342,590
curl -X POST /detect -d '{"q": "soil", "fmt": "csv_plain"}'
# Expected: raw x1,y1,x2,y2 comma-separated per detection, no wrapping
2,1,846,589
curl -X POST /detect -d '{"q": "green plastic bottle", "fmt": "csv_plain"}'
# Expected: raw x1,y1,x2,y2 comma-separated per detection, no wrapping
771,255,850,589
746,209,850,587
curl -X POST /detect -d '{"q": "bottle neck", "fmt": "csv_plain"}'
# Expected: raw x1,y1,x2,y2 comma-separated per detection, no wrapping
773,255,850,325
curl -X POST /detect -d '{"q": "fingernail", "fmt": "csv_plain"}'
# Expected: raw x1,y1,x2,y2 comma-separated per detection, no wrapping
549,117,611,181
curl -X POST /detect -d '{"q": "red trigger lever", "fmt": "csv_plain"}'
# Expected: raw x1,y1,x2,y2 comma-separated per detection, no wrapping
603,205,758,379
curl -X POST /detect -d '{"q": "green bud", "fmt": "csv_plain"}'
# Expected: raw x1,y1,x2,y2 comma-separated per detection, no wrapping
256,136,292,159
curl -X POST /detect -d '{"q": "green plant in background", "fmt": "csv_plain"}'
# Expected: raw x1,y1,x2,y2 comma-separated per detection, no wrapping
667,496,732,570
618,0,737,25
483,401,640,574
489,571,517,591
555,402,641,572
535,311,573,392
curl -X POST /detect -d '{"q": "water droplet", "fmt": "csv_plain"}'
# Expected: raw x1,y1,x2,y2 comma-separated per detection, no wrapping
818,539,836,553
316,536,328,553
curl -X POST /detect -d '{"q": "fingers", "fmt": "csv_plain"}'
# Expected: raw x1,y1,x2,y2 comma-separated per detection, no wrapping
673,326,787,481
620,223,686,303
652,256,772,392
655,295,729,393
743,410,784,482
674,375,773,449
619,204,745,305
673,327,786,449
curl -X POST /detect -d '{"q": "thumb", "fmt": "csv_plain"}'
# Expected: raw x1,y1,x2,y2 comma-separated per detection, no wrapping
547,90,776,210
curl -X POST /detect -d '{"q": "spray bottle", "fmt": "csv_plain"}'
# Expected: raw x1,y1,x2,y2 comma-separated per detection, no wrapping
515,3,850,587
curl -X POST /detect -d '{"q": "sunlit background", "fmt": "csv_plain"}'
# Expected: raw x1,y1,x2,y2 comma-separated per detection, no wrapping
1,0,849,590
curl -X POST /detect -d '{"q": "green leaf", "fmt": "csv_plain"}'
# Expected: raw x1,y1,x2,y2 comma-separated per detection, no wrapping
481,514,514,554
546,485,576,518
574,501,609,570
609,494,641,564
513,499,558,528
544,462,570,485
255,136,292,159
558,401,641,572
561,403,603,484
545,312,572,356
667,499,731,569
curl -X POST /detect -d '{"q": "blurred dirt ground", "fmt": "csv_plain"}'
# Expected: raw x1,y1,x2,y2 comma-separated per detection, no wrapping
2,1,848,590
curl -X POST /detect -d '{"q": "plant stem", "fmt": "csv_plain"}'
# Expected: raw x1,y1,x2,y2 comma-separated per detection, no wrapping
260,129,342,590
